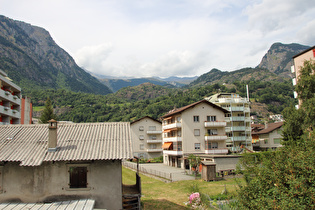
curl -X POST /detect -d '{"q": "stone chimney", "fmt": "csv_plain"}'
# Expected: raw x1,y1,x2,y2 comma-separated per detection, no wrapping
48,119,58,152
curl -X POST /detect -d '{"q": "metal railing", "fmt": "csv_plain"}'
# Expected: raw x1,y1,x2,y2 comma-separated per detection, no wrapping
123,161,173,182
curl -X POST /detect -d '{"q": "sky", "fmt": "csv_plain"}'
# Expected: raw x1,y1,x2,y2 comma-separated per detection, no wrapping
1,0,315,78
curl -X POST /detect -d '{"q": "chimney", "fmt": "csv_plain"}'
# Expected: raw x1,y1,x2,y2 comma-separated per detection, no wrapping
48,119,58,152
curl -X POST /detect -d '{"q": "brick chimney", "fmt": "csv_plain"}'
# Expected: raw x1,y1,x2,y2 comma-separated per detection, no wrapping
48,119,57,152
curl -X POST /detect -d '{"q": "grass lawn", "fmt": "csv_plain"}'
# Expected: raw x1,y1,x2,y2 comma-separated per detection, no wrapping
122,166,241,209
32,106,44,112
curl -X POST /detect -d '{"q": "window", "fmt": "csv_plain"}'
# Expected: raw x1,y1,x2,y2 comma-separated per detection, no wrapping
150,144,157,149
194,129,200,136
264,139,268,144
207,116,216,122
150,135,157,140
139,126,144,131
139,135,144,140
206,142,218,149
140,144,144,150
207,129,218,135
195,143,201,150
193,116,199,122
149,126,156,131
274,138,281,144
69,166,88,188
176,117,181,122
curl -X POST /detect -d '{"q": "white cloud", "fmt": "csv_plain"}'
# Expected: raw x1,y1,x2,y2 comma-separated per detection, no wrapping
0,0,314,78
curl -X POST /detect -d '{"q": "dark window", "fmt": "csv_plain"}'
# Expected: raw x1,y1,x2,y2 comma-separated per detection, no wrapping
193,116,199,122
69,167,87,188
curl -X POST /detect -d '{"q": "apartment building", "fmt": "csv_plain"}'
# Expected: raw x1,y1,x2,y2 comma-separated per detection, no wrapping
161,100,229,169
252,122,283,151
130,116,163,159
0,69,22,125
206,93,252,152
291,45,315,108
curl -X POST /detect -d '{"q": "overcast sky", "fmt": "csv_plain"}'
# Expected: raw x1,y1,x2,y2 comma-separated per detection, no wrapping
1,0,314,78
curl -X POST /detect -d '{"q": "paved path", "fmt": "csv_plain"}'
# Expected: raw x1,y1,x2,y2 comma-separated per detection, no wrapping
124,162,195,182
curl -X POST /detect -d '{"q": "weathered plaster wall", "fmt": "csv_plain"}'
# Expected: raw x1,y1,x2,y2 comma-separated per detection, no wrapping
0,160,122,210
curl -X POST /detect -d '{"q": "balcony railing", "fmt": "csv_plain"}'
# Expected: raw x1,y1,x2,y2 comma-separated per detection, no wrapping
147,139,163,143
163,150,183,155
163,136,182,142
0,89,21,105
147,130,162,135
162,122,181,130
204,121,226,127
204,135,227,141
147,149,163,153
205,149,228,154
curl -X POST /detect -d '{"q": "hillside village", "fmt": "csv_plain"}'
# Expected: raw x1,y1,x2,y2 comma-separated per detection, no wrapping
0,15,315,210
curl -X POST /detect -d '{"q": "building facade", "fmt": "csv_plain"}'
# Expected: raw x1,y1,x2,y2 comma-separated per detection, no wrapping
161,100,229,169
206,93,252,152
252,122,283,151
291,46,315,108
0,69,21,124
130,116,163,159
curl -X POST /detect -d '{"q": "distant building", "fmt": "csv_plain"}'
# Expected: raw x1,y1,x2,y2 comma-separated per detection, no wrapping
291,45,315,108
269,114,284,122
130,116,163,159
252,122,284,151
0,69,32,125
0,121,136,210
206,93,252,152
161,100,229,169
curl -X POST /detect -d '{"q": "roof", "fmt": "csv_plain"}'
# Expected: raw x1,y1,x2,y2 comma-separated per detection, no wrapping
0,199,95,210
293,45,315,59
252,122,284,135
161,99,229,118
0,122,132,166
131,116,161,124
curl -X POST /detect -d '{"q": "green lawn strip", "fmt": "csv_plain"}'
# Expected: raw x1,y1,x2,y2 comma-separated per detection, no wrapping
32,106,44,112
122,166,240,209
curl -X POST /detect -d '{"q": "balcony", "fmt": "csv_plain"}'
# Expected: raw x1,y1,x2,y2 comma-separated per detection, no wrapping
163,150,183,155
205,149,228,155
147,149,163,153
147,139,163,143
231,136,248,142
205,135,227,141
0,89,21,105
163,136,182,142
162,122,181,130
147,130,162,135
204,121,226,127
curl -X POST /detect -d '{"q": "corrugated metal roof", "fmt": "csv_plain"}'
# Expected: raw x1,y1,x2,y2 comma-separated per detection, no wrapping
0,122,132,166
0,199,95,210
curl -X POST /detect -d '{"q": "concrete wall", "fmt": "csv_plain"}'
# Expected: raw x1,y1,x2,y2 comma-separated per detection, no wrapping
260,128,283,149
0,160,122,210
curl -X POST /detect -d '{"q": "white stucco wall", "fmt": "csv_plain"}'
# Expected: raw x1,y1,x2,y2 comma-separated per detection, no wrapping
0,160,122,210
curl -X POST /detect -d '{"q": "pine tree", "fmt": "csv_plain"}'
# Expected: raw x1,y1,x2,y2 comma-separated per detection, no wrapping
40,97,57,123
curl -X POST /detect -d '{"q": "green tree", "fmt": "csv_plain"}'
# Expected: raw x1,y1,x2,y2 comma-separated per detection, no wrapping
40,97,57,123
235,60,315,209
188,154,201,179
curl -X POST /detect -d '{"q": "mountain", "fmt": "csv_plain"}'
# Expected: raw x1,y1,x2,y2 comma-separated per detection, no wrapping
100,77,178,92
257,42,310,77
0,15,111,95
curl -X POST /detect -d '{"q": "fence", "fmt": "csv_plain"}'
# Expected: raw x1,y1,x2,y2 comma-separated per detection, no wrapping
123,161,173,182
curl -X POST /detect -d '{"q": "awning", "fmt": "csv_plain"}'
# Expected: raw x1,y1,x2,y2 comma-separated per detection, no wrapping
162,142,173,149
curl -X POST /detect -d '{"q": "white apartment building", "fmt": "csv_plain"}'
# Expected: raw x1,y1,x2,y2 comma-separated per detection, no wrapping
206,93,252,152
130,116,163,159
291,45,315,108
0,69,22,124
161,100,229,169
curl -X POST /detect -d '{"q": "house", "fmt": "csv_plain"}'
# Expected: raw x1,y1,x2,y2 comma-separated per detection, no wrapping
0,120,134,210
161,99,229,169
206,93,252,152
291,45,315,108
0,69,32,125
251,122,284,151
130,116,163,160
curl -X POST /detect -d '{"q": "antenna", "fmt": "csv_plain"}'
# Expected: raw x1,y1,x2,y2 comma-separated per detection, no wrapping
246,85,249,102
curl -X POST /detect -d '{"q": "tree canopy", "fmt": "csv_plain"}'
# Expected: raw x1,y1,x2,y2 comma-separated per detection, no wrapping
40,97,57,123
235,60,315,209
